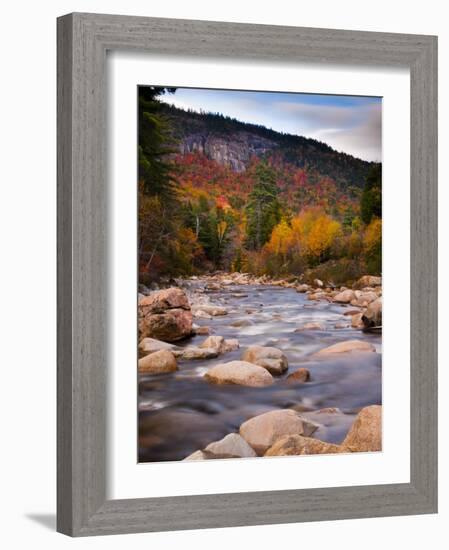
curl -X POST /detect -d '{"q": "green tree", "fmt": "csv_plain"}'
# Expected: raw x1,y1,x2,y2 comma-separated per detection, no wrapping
138,86,177,202
245,161,282,249
360,164,382,224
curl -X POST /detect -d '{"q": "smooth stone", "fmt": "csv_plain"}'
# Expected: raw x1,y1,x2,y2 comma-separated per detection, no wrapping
314,339,376,355
138,337,177,355
333,289,356,303
205,433,257,458
177,346,219,360
138,349,178,375
204,361,274,388
239,409,319,455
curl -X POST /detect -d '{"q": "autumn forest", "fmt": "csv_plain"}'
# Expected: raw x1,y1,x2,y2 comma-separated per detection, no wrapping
139,86,381,287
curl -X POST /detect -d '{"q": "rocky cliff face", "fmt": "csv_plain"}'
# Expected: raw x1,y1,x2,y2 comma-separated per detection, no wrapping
179,131,277,172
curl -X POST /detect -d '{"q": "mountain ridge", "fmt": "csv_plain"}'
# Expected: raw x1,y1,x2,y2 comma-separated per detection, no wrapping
160,102,378,189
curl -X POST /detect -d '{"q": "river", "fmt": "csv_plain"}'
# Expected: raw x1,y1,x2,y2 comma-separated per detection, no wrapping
138,281,382,462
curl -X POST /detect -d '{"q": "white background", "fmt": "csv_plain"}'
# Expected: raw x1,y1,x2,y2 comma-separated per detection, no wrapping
0,1,445,549
109,54,410,499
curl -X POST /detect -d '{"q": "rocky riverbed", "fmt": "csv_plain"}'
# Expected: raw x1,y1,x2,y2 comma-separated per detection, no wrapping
138,273,382,462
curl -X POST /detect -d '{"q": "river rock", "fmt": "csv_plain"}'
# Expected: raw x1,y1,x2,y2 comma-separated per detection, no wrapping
205,433,257,458
343,309,362,316
184,450,207,460
198,335,239,354
314,278,324,287
183,449,238,460
200,335,225,351
139,287,193,342
194,326,211,335
193,309,212,320
353,275,382,289
351,312,365,329
230,318,253,327
239,410,319,455
241,345,288,375
314,339,376,355
177,346,219,360
223,338,239,352
287,368,310,383
308,291,326,301
333,289,356,303
138,337,177,355
204,361,274,387
265,435,345,456
362,297,382,330
342,405,382,452
295,322,324,331
193,304,228,316
138,349,178,375
205,282,222,291
296,284,310,293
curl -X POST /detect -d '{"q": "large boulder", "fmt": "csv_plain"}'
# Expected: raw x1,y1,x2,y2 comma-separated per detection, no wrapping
239,410,318,455
204,361,274,388
314,339,376,355
333,289,356,303
241,345,288,375
362,297,382,330
353,275,382,289
139,287,193,342
265,435,345,456
205,433,257,458
138,349,178,375
342,405,382,452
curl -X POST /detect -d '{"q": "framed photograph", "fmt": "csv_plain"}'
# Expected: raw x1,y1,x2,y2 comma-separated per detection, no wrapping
57,13,437,536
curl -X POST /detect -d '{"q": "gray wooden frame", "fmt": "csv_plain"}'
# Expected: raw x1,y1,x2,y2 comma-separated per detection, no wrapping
57,12,438,537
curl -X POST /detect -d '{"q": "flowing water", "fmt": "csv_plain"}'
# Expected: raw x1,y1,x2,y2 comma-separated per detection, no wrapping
139,283,382,462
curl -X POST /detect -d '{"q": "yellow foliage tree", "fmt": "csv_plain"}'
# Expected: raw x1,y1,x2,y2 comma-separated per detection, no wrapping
265,219,294,259
306,215,342,261
288,208,342,263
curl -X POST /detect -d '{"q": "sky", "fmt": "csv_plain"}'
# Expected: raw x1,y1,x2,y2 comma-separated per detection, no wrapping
160,88,382,162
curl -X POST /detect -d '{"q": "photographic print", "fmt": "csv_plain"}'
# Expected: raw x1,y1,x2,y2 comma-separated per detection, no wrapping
138,86,382,463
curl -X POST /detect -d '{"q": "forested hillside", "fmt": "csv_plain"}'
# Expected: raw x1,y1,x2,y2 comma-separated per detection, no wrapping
138,87,382,284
